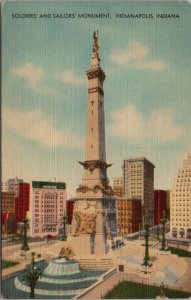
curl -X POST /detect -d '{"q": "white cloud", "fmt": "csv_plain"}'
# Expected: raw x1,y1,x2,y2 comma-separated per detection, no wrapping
56,69,86,86
134,61,166,72
110,41,166,71
12,63,60,97
12,63,45,88
3,107,84,149
109,104,183,142
110,41,148,65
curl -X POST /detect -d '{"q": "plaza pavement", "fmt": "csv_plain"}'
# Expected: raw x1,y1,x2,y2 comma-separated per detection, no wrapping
2,238,191,293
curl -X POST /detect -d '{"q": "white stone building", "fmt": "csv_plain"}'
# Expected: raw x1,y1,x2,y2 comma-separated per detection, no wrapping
112,177,123,190
1,181,8,192
7,178,23,196
170,153,191,239
123,157,155,225
30,181,67,238
112,177,123,197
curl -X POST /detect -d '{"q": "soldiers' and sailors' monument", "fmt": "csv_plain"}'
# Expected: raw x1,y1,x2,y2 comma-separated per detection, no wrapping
70,31,117,256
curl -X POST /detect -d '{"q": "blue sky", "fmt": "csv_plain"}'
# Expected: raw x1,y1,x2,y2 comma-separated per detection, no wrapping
2,0,191,196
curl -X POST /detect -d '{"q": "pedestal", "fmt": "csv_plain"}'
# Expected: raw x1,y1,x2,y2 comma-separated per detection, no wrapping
71,196,115,256
94,201,108,256
69,234,92,256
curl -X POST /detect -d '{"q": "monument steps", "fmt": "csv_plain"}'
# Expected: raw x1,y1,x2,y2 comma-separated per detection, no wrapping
79,258,114,270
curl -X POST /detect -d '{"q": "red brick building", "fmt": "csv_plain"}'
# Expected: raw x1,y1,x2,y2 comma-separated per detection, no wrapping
1,192,15,214
15,183,30,222
2,211,17,236
154,190,167,225
67,200,74,225
117,198,142,235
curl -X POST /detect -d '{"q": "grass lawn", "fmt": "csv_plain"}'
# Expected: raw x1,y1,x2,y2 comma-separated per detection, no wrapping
2,259,19,269
169,246,191,257
104,281,191,299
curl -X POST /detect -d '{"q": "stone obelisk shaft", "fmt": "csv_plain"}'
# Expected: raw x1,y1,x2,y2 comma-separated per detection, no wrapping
71,32,116,256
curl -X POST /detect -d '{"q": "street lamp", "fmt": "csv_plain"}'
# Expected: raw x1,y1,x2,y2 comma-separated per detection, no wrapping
157,224,160,241
142,210,152,267
160,210,168,251
21,217,30,251
23,252,42,298
61,210,67,241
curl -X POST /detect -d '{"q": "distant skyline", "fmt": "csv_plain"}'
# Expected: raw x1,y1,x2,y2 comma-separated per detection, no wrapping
2,1,191,197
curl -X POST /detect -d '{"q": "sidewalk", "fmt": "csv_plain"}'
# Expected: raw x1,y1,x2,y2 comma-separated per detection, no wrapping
2,260,29,280
175,257,191,292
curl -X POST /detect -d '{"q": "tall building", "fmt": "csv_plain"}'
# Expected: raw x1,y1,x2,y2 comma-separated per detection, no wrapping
1,181,8,192
15,183,30,222
117,198,142,235
1,192,17,236
67,200,74,225
154,190,167,225
7,178,23,196
30,181,67,238
112,177,123,197
1,192,15,214
4,178,30,222
2,212,17,236
166,190,170,220
71,32,117,256
66,200,74,236
170,153,191,239
123,157,155,224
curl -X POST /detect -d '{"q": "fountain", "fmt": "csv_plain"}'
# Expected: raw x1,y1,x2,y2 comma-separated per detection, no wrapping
43,257,80,276
3,246,106,299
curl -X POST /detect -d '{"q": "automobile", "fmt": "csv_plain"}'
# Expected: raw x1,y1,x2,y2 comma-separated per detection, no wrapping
46,234,53,239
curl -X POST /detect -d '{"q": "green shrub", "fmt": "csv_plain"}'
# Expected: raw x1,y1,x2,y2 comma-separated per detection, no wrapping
2,260,19,269
169,246,191,257
104,281,190,299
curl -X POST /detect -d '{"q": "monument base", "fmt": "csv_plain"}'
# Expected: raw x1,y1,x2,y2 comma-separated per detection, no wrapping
70,196,117,256
69,234,93,256
94,233,109,255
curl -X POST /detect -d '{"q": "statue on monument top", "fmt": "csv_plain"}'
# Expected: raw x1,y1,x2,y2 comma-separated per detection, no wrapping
93,30,99,53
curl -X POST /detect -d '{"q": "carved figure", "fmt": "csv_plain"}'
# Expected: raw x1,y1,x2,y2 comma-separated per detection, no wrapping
59,245,75,259
73,212,97,236
76,185,89,193
160,282,166,298
78,160,112,174
93,182,114,196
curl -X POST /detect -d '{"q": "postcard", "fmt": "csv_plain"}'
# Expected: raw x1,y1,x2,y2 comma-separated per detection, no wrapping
1,0,191,299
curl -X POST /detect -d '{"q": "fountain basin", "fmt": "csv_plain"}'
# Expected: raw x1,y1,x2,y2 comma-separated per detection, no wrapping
2,260,106,299
43,257,80,276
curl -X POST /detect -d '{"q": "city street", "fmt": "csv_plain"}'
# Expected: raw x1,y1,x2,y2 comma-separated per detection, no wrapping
2,240,57,260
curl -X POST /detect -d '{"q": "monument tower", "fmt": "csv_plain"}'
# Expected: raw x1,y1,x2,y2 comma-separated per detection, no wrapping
71,31,117,256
